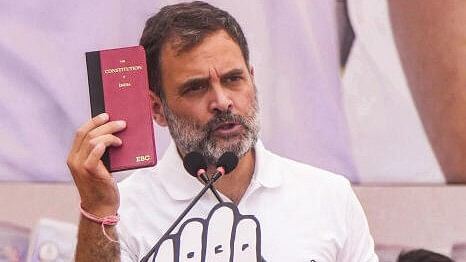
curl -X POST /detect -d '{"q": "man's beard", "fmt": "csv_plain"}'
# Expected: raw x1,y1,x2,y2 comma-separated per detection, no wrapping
161,98,260,165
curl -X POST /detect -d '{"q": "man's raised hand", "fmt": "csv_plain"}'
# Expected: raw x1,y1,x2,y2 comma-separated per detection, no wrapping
66,113,126,217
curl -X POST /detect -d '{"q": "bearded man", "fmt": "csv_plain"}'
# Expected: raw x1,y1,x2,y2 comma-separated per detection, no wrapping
67,2,377,261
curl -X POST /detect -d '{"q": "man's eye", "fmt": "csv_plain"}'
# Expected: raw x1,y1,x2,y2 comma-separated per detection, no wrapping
224,76,242,84
184,84,205,94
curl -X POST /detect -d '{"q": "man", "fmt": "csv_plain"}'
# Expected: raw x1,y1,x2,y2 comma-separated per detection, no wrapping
67,1,377,261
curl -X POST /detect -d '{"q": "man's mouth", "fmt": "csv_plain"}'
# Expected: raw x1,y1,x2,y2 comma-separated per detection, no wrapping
215,122,237,130
212,122,242,136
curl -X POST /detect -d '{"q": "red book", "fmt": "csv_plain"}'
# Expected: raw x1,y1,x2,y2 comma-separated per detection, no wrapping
85,46,157,172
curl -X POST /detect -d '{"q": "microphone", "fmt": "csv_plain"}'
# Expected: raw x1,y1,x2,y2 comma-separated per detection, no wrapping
183,152,223,203
140,152,239,262
183,151,207,175
210,151,239,180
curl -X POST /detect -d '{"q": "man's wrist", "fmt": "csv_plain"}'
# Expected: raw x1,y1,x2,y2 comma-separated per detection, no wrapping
80,203,120,243
80,201,119,217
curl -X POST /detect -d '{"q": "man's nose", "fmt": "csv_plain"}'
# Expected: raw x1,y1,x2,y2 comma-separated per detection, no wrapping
208,83,233,113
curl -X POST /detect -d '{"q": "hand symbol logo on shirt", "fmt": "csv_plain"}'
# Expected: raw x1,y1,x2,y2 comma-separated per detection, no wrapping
153,202,263,262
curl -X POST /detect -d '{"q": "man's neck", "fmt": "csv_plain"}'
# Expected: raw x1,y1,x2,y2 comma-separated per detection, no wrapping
206,149,255,205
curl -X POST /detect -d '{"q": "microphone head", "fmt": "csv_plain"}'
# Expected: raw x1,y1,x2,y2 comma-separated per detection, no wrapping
216,152,239,175
183,152,207,177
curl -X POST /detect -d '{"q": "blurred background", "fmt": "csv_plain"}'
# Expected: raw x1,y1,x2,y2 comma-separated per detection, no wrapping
1,0,465,261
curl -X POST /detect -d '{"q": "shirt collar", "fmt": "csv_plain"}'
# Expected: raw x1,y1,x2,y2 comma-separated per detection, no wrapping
253,140,283,188
157,139,283,201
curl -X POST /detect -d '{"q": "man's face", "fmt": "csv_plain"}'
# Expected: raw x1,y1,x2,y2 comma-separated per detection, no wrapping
159,30,260,164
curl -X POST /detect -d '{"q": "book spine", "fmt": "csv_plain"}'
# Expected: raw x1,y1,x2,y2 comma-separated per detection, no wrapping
85,51,110,169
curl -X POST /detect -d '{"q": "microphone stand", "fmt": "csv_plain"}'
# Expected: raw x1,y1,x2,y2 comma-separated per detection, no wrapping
200,175,266,262
199,173,224,203
140,172,223,262
141,169,266,261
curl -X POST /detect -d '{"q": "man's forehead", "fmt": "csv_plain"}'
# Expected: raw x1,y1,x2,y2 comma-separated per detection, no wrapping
160,30,247,81
163,29,231,56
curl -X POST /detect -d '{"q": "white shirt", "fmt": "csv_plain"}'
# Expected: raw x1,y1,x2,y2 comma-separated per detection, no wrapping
117,141,377,261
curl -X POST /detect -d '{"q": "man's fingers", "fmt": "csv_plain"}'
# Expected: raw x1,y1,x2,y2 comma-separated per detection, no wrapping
83,134,122,155
86,120,126,141
70,113,109,153
178,220,204,262
205,206,234,262
233,218,259,262
83,143,106,174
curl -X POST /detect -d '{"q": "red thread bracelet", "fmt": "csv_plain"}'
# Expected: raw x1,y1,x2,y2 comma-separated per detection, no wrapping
80,204,120,243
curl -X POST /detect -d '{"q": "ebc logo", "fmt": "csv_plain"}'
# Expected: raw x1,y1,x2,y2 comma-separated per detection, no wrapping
136,155,151,162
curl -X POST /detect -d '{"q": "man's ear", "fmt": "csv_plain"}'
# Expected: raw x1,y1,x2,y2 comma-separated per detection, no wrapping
149,91,168,127
249,65,255,83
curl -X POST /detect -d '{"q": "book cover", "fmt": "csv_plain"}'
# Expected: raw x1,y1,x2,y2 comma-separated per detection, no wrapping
85,46,157,172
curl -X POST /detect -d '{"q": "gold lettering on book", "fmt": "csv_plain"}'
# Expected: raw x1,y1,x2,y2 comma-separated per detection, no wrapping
119,82,131,88
104,65,143,74
136,155,151,162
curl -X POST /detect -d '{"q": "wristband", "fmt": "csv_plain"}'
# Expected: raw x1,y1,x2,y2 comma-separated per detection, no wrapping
80,204,119,243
